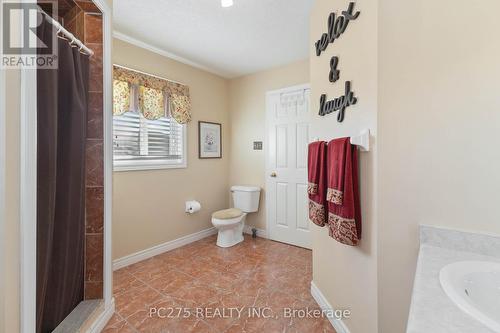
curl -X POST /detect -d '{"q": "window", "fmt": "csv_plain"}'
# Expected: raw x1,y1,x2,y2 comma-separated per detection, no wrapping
113,111,186,171
112,66,190,171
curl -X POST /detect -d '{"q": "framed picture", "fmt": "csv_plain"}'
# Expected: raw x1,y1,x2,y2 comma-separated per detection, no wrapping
198,121,222,159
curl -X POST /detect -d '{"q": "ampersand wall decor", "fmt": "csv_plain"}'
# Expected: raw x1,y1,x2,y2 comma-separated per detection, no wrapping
329,56,340,83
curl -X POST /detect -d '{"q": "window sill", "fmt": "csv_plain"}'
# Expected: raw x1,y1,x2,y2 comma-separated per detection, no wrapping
113,161,187,172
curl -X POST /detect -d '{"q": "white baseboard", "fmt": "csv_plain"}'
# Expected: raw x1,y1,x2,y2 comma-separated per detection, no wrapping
113,227,217,271
88,298,115,333
311,281,351,333
243,225,268,238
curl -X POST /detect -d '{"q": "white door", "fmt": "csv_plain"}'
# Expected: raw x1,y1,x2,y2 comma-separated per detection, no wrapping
266,84,311,249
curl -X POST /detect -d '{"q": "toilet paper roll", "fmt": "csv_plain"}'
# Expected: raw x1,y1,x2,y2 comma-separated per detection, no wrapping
185,200,201,214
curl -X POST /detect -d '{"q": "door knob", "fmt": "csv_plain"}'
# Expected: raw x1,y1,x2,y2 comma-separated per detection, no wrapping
270,172,277,178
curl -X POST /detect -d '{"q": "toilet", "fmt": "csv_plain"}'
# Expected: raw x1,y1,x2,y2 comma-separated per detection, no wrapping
211,186,261,248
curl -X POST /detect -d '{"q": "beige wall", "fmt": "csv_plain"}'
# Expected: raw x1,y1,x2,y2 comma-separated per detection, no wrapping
309,1,378,332
377,1,500,332
228,60,309,230
112,38,230,259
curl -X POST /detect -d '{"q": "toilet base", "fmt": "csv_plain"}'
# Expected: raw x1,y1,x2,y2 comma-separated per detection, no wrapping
212,213,246,248
216,230,244,248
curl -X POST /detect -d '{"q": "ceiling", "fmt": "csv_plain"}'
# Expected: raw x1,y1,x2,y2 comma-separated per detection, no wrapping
113,0,314,78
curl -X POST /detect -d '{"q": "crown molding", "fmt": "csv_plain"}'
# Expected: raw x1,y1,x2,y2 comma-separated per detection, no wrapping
112,31,233,78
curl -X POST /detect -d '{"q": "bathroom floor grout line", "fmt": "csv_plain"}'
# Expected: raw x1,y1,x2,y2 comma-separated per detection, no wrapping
129,268,244,333
112,311,141,333
118,258,257,331
111,236,318,332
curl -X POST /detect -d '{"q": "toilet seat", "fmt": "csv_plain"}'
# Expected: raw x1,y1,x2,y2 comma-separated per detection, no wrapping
212,208,243,220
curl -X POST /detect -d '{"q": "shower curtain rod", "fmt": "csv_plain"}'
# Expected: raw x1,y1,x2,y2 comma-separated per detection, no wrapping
39,9,94,57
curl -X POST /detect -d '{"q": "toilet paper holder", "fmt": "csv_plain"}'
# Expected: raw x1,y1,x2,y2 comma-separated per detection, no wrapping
185,200,201,214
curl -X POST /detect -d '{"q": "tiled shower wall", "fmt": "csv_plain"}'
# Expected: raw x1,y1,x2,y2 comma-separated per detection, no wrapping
84,12,104,300
64,2,104,300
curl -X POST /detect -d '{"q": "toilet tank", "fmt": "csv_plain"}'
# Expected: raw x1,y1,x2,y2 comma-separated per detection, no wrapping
231,186,261,213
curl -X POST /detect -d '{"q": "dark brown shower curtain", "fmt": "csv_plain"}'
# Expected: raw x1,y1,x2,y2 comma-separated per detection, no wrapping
36,18,89,333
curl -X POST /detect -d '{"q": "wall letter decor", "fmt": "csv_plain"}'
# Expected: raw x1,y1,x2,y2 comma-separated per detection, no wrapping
329,56,340,83
319,81,358,123
314,2,360,57
315,2,360,123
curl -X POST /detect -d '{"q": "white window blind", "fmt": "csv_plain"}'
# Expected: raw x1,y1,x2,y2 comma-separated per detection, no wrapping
113,111,186,171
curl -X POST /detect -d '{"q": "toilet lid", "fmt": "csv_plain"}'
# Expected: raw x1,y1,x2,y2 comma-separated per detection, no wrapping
212,208,243,220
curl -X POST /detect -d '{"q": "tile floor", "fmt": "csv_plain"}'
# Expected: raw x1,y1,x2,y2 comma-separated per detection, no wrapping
104,235,336,333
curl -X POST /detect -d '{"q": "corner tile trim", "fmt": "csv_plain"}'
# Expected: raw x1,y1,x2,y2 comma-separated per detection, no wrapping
420,224,500,257
112,227,217,271
311,281,350,333
88,298,115,333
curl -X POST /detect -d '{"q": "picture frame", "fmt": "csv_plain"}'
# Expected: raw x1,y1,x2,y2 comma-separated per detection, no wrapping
198,121,222,159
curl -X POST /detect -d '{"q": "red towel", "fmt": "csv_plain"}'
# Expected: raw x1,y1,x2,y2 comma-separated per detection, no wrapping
326,139,348,205
308,141,327,227
327,138,362,246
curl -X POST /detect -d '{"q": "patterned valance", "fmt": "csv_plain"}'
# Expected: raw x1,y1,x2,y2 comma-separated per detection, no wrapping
170,95,192,124
113,65,189,97
138,86,165,120
113,80,130,116
112,65,192,123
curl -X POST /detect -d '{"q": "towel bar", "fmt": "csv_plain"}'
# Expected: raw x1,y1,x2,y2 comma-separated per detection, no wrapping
312,129,370,152
350,129,370,152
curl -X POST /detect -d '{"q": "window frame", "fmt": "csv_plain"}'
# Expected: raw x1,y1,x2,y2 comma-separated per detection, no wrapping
112,118,188,172
112,65,190,172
